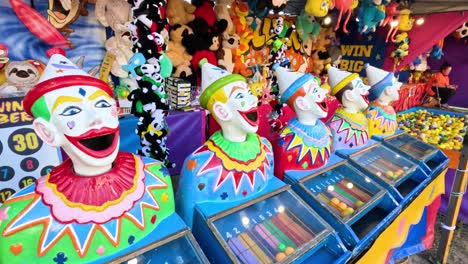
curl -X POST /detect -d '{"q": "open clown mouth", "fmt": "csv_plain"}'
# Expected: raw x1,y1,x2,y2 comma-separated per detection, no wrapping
238,107,259,127
316,99,328,112
65,127,119,159
361,93,369,104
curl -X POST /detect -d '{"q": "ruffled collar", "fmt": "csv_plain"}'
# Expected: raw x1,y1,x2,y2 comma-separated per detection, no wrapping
369,102,396,118
40,152,139,207
334,107,368,130
287,118,331,148
209,131,262,162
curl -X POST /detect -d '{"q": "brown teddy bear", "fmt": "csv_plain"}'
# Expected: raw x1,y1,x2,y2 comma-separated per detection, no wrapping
217,32,240,72
167,0,197,26
166,24,194,78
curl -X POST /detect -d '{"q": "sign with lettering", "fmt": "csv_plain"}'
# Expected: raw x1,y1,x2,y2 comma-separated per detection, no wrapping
0,96,61,204
338,22,387,76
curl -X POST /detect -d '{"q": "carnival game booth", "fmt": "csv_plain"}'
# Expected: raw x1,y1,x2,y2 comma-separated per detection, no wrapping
329,138,448,262
274,62,448,263
174,61,351,264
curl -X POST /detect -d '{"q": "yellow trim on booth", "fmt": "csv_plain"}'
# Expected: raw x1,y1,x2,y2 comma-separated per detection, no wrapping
357,169,446,264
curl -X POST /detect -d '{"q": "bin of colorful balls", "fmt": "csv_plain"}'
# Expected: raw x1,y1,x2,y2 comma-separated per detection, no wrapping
397,109,467,150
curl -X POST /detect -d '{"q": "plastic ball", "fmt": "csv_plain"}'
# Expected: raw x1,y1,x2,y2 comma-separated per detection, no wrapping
276,252,287,261
341,207,355,217
285,247,295,255
338,202,348,210
355,200,364,207
331,198,340,205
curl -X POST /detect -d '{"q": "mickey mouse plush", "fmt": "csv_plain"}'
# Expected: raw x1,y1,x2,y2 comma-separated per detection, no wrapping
184,0,227,86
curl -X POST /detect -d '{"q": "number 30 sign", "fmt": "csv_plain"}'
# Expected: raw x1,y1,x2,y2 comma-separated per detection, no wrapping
0,97,61,204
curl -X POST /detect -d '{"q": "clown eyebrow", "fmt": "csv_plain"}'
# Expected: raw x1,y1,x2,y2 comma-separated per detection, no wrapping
52,96,83,112
229,86,245,97
88,90,111,101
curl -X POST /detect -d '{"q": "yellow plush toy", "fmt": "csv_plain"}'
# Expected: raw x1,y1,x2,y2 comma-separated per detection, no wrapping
305,0,333,17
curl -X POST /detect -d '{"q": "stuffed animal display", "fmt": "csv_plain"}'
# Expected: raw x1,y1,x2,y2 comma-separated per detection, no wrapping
380,2,400,42
166,0,196,25
215,0,235,34
217,32,240,72
357,0,385,34
126,0,175,168
296,10,320,41
304,0,333,17
166,24,194,78
334,0,358,33
391,9,414,65
95,0,133,78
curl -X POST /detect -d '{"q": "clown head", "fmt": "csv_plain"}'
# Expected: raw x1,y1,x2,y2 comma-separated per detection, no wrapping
23,50,119,176
199,60,258,142
275,66,328,125
365,64,402,105
328,65,370,113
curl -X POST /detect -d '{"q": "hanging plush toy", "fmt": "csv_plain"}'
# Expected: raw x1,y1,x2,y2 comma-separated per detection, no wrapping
334,0,358,33
304,0,333,17
296,10,321,41
391,9,414,65
380,2,400,42
358,0,385,33
430,45,444,60
246,0,269,31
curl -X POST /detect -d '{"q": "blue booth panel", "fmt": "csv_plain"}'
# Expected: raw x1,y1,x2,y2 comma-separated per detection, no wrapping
191,182,351,264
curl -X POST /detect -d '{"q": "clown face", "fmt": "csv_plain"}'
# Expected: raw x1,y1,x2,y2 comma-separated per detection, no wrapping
348,78,370,111
303,79,328,119
388,77,402,102
223,81,259,134
43,85,119,168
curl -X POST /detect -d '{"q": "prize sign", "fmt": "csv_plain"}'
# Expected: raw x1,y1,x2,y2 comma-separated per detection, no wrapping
338,21,388,76
0,96,61,204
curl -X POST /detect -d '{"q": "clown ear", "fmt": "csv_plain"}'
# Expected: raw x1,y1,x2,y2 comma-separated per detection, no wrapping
33,118,61,147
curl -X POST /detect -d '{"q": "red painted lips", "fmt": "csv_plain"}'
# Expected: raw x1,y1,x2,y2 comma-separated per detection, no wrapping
64,126,119,158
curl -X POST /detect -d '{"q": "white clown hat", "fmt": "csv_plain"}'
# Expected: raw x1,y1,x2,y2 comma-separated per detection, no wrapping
274,65,315,104
326,65,359,96
364,64,401,101
23,48,113,117
199,59,246,109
